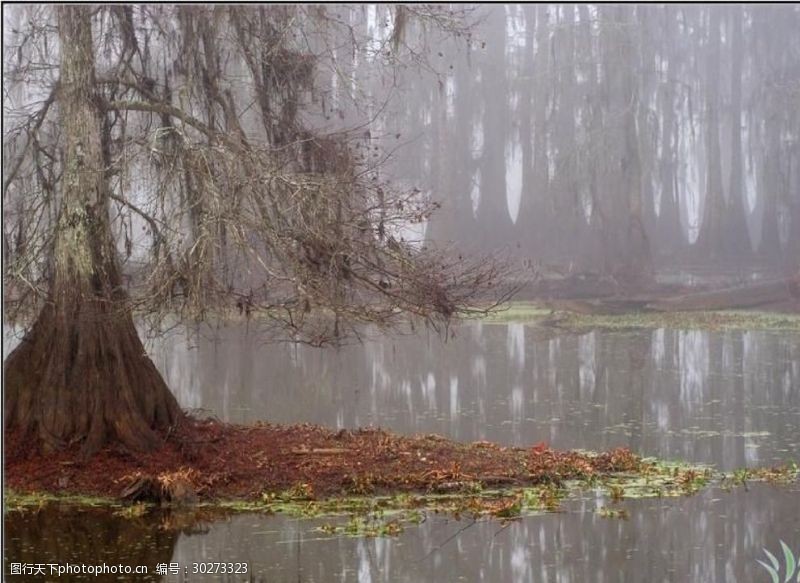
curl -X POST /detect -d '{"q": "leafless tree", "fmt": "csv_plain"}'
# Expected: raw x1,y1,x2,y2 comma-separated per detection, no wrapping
3,5,510,455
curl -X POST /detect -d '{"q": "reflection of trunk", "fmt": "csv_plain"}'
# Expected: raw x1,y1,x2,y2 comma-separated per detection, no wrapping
4,6,181,455
625,333,651,455
5,506,179,580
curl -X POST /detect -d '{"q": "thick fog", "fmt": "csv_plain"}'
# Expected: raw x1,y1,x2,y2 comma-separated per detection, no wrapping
375,5,800,279
4,5,799,299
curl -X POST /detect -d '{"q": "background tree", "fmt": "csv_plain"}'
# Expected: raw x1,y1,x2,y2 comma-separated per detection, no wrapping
380,5,800,283
3,5,506,455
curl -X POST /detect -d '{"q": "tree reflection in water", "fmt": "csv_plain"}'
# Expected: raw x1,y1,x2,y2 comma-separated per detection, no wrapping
4,505,215,582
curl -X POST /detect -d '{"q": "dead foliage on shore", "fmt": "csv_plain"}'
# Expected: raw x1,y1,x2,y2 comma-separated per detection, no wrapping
5,418,641,504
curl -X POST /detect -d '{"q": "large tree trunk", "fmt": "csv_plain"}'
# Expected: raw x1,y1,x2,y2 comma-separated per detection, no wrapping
4,6,181,456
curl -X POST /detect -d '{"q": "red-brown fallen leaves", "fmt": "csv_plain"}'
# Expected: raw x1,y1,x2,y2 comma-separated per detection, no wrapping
5,417,642,502
527,443,642,484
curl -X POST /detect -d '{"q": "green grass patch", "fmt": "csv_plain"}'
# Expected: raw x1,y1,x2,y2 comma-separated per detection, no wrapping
475,302,800,331
4,489,119,511
478,302,553,324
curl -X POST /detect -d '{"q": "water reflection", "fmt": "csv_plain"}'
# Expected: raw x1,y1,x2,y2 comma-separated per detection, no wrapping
144,323,800,471
6,484,798,582
678,330,708,405
4,322,799,582
4,506,178,582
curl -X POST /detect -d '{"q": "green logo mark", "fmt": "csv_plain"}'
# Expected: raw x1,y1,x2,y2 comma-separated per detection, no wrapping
757,541,799,583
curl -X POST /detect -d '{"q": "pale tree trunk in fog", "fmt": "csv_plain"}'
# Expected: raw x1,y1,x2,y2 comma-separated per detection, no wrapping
516,5,552,259
655,6,683,260
553,6,585,266
577,4,607,270
620,16,651,283
476,7,513,249
425,50,478,247
514,5,536,254
759,124,785,260
724,6,753,260
755,8,785,262
697,7,725,260
761,6,799,270
597,6,652,282
429,80,445,235
451,52,480,246
637,8,660,262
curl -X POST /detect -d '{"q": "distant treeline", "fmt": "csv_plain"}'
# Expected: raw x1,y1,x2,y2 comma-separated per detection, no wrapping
385,5,800,278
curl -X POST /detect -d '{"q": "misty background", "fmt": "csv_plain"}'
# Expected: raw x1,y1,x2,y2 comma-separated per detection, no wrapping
370,4,800,283
4,4,800,301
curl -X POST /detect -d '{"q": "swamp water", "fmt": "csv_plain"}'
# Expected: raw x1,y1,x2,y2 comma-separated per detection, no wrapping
5,322,800,581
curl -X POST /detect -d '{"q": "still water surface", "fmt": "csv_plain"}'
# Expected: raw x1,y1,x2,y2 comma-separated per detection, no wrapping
155,322,798,470
5,322,800,581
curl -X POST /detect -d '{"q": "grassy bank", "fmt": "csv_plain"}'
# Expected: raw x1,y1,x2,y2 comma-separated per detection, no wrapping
480,302,800,331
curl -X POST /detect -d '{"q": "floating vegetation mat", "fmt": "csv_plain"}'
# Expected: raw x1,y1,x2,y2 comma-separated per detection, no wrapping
6,457,796,538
